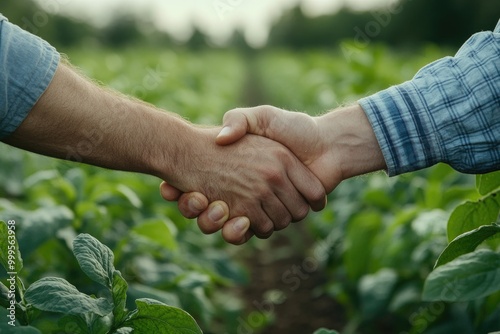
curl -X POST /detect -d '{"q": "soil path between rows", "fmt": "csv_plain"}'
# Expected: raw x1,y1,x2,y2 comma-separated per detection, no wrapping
236,225,346,333
234,57,346,333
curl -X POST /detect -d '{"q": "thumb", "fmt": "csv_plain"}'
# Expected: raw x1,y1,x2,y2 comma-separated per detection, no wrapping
216,106,279,146
216,109,250,146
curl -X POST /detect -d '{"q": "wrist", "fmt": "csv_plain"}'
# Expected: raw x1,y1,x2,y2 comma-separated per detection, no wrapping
145,112,198,184
316,104,386,180
148,118,220,193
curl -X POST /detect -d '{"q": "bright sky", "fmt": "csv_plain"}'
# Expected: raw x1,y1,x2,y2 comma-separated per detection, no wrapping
34,0,394,47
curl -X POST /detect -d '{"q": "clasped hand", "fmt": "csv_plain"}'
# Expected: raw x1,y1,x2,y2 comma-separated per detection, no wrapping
161,105,355,244
161,104,384,245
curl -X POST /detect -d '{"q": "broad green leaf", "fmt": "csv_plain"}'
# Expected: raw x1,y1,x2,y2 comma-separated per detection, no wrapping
25,277,112,316
15,206,74,257
476,171,500,195
23,169,60,188
116,184,142,208
58,314,90,334
114,328,134,334
313,329,339,334
177,272,210,290
0,281,10,301
73,234,115,288
127,284,180,308
177,287,214,327
447,192,500,242
423,249,500,302
343,212,382,280
124,298,202,334
112,270,129,325
435,223,500,268
359,268,398,319
24,169,77,204
60,313,112,334
131,220,177,251
88,314,113,334
0,220,23,273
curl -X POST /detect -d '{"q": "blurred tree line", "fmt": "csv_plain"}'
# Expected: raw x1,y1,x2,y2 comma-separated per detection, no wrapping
269,0,500,49
1,0,499,50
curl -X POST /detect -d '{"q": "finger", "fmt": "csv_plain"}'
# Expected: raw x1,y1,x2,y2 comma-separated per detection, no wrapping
177,192,209,219
159,181,182,201
221,217,254,245
288,159,327,212
249,212,276,239
261,194,293,231
197,201,230,234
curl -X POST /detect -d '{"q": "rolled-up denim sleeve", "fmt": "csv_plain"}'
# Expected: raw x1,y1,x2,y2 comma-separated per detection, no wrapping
0,14,60,139
359,20,500,176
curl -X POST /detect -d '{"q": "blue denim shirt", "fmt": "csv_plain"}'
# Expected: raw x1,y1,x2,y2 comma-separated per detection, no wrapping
360,20,500,176
0,14,60,139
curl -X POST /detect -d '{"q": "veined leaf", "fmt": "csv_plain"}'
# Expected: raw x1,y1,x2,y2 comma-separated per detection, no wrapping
112,270,129,325
131,219,177,251
127,284,180,308
476,171,500,195
359,268,398,319
73,234,115,289
25,277,112,316
124,298,202,334
447,192,500,242
423,249,500,302
58,314,90,334
435,223,500,268
16,206,74,257
0,220,23,273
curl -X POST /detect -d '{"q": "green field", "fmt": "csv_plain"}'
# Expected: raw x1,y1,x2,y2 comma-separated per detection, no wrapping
1,45,500,334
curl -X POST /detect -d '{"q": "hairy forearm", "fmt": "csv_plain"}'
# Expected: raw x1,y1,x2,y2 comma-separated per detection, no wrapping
2,62,191,181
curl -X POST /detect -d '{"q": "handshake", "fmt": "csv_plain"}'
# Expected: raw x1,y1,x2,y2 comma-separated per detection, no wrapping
158,104,386,245
7,62,387,247
5,21,498,247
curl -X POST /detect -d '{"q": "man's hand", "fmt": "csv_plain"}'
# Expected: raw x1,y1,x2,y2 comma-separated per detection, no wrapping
160,182,253,244
216,104,386,190
158,127,326,243
2,62,325,245
162,104,386,243
217,105,340,192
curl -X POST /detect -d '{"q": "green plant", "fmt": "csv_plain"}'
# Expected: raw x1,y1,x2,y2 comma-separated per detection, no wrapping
422,171,500,323
0,228,202,333
0,47,250,333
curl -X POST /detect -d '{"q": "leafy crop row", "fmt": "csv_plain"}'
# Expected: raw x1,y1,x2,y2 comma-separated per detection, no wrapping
1,45,499,333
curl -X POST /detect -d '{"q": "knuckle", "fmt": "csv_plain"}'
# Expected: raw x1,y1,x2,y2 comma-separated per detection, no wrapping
263,168,285,186
293,203,309,222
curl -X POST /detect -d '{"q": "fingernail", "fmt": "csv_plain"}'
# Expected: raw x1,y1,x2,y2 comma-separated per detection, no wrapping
233,218,248,232
208,204,225,223
217,126,232,138
188,197,204,212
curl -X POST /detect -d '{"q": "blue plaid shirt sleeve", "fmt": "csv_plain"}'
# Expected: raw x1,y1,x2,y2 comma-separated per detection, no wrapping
0,14,60,139
359,20,500,176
